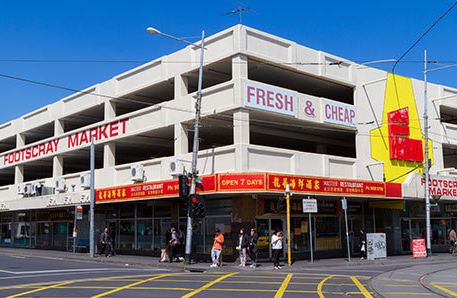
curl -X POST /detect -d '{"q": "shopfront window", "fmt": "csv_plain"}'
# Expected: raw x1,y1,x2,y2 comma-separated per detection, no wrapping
36,222,51,248
315,216,341,250
205,216,232,255
432,219,448,245
119,220,135,249
153,218,170,251
52,222,68,249
13,222,30,247
0,223,11,245
137,219,153,250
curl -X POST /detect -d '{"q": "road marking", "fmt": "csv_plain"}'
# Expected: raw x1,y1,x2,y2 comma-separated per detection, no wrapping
0,268,121,275
91,273,169,298
6,280,75,298
317,274,334,298
432,282,457,297
384,284,421,287
181,272,238,298
274,273,292,298
351,276,373,298
383,292,433,296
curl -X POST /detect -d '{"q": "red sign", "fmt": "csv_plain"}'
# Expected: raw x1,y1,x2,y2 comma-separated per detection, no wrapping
420,177,457,197
266,173,396,197
218,173,266,192
412,239,427,258
96,172,402,203
96,175,216,203
388,108,423,162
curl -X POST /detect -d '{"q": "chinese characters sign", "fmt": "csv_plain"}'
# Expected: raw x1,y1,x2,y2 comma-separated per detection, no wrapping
96,172,402,203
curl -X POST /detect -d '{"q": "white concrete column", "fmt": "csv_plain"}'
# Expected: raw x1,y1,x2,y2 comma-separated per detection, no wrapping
233,109,250,145
232,55,248,80
174,123,189,155
175,75,188,97
104,101,117,167
104,142,116,168
15,165,24,184
54,119,64,136
53,156,63,177
15,134,25,183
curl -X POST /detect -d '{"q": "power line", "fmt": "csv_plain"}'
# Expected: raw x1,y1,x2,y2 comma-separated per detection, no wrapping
392,1,457,73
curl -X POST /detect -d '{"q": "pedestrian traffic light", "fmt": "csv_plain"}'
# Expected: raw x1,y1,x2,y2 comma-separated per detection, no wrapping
178,175,189,198
189,194,205,219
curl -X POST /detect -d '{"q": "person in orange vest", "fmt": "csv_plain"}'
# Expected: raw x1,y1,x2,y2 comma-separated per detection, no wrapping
210,229,224,267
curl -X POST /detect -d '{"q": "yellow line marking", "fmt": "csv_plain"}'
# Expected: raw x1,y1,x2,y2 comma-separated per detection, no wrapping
351,276,373,298
181,272,238,298
432,282,457,297
274,273,293,298
208,288,277,292
435,282,457,285
317,274,334,298
383,292,433,296
6,280,75,298
91,273,169,298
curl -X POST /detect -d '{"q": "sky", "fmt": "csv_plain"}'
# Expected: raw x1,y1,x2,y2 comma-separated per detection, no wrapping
0,0,456,123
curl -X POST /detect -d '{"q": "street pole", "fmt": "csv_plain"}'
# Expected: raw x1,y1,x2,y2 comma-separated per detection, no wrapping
424,49,432,256
89,141,95,258
285,184,291,267
308,212,313,263
342,197,351,262
184,30,205,263
73,205,77,253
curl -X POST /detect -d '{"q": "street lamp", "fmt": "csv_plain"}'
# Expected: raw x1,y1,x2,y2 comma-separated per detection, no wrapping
147,26,206,263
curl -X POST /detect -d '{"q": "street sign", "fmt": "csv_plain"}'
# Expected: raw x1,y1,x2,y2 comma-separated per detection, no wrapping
302,199,318,213
76,205,83,220
412,239,427,258
341,197,347,210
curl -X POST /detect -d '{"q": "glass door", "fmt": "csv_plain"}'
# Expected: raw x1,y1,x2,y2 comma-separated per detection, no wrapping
255,218,285,259
400,218,412,252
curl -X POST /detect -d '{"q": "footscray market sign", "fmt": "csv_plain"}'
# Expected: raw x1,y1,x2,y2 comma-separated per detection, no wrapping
1,118,128,168
96,172,402,203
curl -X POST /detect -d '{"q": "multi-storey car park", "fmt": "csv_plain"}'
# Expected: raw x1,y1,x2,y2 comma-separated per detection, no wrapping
0,25,457,260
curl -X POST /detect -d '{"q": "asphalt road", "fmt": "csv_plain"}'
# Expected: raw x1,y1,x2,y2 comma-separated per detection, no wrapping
0,250,457,297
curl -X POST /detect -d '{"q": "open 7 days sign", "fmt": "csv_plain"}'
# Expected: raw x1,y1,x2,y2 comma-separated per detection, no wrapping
1,118,129,168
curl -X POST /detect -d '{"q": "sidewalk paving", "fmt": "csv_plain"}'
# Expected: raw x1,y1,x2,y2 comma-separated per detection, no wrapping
0,247,456,273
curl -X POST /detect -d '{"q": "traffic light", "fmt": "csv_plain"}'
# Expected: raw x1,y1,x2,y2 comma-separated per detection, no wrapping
178,175,189,199
189,194,206,219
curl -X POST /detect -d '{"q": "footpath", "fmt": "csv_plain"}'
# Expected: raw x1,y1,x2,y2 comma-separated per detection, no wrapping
0,247,455,273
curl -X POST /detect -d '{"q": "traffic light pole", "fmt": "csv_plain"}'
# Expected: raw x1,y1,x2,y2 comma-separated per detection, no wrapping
184,30,205,263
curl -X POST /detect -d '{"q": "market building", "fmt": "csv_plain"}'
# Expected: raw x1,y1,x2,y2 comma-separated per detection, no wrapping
0,25,456,260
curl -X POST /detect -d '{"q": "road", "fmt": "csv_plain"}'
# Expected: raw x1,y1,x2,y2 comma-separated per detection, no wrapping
0,251,456,297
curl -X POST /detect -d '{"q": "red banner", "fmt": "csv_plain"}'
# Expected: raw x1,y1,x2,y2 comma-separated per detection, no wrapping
96,172,402,203
218,173,266,192
412,239,427,258
97,175,216,203
267,173,393,197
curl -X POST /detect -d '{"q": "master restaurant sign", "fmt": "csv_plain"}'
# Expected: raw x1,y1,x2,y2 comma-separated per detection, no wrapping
96,172,402,203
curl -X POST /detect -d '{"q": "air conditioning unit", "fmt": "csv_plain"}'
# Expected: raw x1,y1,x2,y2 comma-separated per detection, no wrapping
17,184,26,195
170,159,185,177
80,173,91,189
31,182,43,196
24,184,34,196
55,177,66,193
130,164,144,182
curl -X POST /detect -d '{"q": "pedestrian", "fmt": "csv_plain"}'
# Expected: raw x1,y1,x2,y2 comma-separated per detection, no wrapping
271,230,283,270
248,228,258,268
236,228,249,267
169,227,180,262
177,227,185,261
210,229,224,267
359,230,367,260
449,227,457,254
100,227,113,257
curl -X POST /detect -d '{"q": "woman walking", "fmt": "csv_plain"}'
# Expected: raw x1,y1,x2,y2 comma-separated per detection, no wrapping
271,230,283,270
248,228,258,268
236,228,249,266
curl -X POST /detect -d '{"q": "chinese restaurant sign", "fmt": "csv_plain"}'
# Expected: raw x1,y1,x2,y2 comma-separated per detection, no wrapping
96,172,402,203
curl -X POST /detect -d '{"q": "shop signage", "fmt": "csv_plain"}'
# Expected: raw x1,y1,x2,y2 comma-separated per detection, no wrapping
266,173,402,198
420,176,457,197
302,199,318,213
244,81,295,116
1,118,129,168
367,233,387,260
412,239,427,258
75,205,83,220
218,173,266,192
323,99,356,128
96,172,403,203
97,175,217,203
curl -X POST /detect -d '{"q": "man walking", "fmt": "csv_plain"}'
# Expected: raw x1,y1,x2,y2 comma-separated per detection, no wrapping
100,227,113,257
210,229,224,267
248,228,258,268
